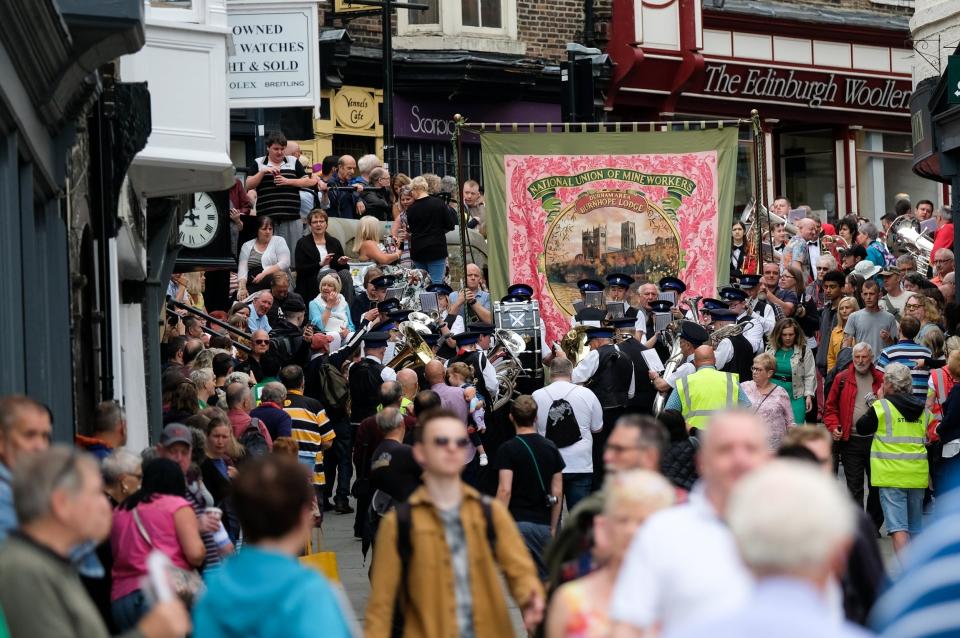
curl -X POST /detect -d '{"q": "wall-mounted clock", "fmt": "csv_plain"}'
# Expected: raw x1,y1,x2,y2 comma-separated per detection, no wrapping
174,189,237,273
178,192,220,249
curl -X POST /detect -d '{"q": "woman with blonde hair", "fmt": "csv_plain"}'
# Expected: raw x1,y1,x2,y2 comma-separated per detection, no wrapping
181,272,207,312
827,296,860,371
356,214,400,267
308,273,353,338
918,294,944,341
406,175,455,283
766,317,816,424
545,470,674,638
391,173,411,219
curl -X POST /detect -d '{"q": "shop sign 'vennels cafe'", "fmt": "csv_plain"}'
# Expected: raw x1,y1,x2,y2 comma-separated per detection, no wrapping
701,63,912,113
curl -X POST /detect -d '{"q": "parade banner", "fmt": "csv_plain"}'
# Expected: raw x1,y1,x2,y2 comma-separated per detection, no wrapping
480,128,738,344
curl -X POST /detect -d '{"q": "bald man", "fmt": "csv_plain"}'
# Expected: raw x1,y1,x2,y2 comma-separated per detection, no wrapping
663,345,751,429
610,411,770,637
396,368,420,413
326,154,364,219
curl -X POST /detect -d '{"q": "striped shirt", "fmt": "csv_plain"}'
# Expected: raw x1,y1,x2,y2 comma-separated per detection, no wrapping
284,390,335,487
876,340,932,398
248,155,305,221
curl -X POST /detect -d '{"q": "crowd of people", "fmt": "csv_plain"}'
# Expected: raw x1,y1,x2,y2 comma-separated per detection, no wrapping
0,132,958,638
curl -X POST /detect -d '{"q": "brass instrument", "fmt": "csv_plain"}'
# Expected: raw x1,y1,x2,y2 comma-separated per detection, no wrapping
560,325,591,364
652,322,684,415
386,319,435,369
891,215,933,274
708,321,748,347
490,329,527,410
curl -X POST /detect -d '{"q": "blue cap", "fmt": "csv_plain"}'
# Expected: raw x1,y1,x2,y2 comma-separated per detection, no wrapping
707,308,738,322
468,322,495,336
453,332,480,346
388,309,414,322
658,276,687,294
650,299,674,313
361,332,390,348
719,287,748,302
501,294,528,303
585,326,615,340
422,332,441,346
606,273,633,289
575,307,606,323
507,283,534,298
577,278,606,292
377,298,401,314
609,317,637,329
426,283,453,296
738,274,762,289
370,275,395,289
680,320,709,346
371,320,397,332
701,298,729,311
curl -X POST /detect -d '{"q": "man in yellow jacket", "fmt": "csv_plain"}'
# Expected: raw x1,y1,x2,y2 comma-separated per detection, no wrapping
855,362,929,554
366,409,544,638
664,345,752,430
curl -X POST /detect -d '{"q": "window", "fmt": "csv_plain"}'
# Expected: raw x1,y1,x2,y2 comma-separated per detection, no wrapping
461,0,502,29
779,130,837,219
395,141,482,185
409,0,439,25
397,0,520,51
856,131,938,219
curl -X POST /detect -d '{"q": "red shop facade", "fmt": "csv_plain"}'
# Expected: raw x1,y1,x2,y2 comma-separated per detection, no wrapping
604,0,946,221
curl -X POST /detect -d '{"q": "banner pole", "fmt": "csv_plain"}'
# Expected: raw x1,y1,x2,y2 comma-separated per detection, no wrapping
750,109,770,276
453,114,471,320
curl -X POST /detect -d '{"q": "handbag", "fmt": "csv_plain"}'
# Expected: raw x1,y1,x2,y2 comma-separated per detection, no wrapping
132,507,205,607
300,532,340,582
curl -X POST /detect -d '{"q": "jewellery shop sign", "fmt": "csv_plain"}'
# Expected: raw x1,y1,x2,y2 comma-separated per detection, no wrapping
227,1,321,111
698,62,911,114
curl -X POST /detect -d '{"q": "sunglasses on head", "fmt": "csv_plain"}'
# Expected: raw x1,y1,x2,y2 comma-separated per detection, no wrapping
432,436,470,449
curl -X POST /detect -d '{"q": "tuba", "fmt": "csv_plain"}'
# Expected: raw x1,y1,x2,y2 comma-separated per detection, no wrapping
891,215,933,274
386,318,435,370
560,325,591,364
490,329,527,410
652,324,684,415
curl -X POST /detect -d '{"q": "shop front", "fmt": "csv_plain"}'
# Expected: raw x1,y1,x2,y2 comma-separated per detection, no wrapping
605,0,941,221
392,95,562,181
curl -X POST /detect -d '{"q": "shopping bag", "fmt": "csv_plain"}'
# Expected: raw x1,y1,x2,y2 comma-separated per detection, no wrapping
300,532,340,583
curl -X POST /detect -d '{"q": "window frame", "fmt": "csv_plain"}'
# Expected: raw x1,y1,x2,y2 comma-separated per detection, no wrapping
397,0,518,41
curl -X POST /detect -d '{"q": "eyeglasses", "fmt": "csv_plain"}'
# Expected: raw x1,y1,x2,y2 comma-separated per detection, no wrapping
750,366,771,373
253,339,270,345
934,259,953,264
432,436,470,449
905,303,923,310
780,274,795,280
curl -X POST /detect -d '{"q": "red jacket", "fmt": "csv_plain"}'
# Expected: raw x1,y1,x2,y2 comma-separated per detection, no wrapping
824,366,883,440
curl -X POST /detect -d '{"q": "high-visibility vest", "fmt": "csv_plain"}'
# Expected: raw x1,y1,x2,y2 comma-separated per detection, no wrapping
869,399,929,489
677,367,740,431
927,368,955,441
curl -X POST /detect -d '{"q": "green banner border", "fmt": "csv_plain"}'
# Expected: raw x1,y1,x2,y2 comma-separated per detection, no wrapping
479,128,739,298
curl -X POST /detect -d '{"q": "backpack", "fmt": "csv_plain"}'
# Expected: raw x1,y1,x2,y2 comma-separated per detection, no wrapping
544,387,582,449
315,363,350,419
239,417,269,458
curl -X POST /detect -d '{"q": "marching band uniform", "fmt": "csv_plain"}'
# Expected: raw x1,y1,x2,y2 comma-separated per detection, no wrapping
349,332,396,424
572,325,635,489
427,284,465,360
707,308,755,383
610,317,658,415
740,274,776,337
718,287,765,354
571,279,605,328
661,321,710,389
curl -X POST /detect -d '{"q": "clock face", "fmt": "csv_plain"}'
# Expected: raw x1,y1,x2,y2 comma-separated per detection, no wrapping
179,192,219,249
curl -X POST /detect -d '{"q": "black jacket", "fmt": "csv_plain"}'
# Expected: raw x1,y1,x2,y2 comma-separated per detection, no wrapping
855,392,925,436
359,187,393,221
406,195,454,262
939,383,960,443
294,234,347,301
660,436,700,490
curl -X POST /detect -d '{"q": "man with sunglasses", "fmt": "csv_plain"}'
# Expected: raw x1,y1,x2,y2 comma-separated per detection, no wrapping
366,409,544,638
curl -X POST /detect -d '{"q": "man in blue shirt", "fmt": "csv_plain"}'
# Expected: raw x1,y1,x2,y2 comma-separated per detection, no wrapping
875,316,931,398
448,263,492,324
0,395,52,542
247,291,273,334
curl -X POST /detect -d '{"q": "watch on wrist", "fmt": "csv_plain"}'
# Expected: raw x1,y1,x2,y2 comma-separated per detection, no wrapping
468,298,477,306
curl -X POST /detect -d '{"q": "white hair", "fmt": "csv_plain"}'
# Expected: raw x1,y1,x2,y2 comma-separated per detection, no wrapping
851,341,873,358
816,254,837,270
883,362,913,395
602,469,675,516
727,460,855,575
102,448,142,485
357,154,381,176
225,371,251,387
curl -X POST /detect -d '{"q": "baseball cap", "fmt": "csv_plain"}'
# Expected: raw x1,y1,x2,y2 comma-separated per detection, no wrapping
160,423,193,448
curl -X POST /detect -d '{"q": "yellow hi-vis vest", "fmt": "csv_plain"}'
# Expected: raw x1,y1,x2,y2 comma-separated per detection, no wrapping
678,367,740,431
869,399,929,489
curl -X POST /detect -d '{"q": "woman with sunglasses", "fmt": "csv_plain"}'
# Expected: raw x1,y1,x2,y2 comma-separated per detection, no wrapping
766,318,816,425
740,353,795,450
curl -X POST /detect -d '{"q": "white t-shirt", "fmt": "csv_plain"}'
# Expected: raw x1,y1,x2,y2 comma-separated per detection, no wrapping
532,380,604,474
610,488,752,633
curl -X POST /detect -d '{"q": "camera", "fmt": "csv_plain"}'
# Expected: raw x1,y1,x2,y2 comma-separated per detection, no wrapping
544,494,558,508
